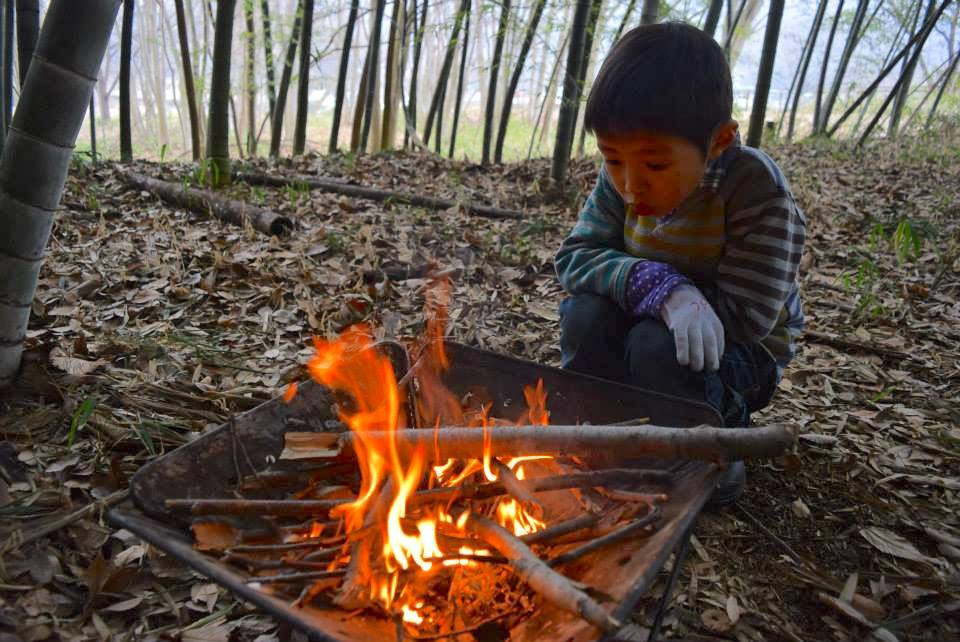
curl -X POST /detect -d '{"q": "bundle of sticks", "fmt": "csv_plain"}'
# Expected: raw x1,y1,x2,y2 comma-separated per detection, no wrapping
166,422,795,637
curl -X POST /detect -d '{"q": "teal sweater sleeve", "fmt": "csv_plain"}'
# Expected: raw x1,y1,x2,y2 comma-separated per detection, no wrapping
555,168,640,308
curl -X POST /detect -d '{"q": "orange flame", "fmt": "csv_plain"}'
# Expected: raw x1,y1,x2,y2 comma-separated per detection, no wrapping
304,277,551,625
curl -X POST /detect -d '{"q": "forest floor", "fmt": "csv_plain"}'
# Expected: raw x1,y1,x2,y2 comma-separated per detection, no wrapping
1,137,959,642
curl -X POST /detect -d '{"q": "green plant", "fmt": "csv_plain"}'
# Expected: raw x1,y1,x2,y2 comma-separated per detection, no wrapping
841,257,884,318
159,143,168,163
67,397,96,447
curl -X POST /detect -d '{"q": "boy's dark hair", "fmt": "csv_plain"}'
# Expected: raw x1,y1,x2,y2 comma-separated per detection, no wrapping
584,22,732,156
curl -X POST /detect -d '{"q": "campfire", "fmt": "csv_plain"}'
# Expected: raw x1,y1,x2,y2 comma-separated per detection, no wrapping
128,278,794,640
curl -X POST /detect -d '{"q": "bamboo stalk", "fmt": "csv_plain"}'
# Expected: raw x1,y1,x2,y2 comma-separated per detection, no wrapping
290,423,795,463
468,515,621,632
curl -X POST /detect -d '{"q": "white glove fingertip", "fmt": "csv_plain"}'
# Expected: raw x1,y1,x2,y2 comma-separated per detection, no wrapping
674,330,690,366
689,325,704,372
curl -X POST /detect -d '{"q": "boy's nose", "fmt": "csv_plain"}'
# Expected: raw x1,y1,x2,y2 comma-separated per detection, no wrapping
623,170,648,198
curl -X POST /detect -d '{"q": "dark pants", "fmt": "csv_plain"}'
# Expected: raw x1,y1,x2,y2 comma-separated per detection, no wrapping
559,294,778,427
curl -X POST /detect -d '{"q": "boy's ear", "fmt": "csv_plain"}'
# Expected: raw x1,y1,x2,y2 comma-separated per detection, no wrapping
707,120,739,159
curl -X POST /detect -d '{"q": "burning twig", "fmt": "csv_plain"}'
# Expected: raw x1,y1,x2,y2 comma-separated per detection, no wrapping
467,515,622,632
288,423,796,462
520,513,601,545
247,569,348,585
548,507,663,567
165,468,673,516
491,458,543,514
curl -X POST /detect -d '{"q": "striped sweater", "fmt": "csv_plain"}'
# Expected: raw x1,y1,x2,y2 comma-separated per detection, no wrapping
555,139,806,373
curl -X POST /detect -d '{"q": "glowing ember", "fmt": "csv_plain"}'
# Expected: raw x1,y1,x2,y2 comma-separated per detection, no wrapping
303,279,553,628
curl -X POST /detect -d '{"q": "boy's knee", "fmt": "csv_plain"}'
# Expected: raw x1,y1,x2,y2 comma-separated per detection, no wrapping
559,294,624,340
624,318,676,366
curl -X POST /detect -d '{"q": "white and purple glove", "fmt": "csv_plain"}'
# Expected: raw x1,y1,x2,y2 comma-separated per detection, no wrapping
660,284,725,372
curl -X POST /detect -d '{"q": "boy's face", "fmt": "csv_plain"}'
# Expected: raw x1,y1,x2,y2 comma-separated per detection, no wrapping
597,122,738,217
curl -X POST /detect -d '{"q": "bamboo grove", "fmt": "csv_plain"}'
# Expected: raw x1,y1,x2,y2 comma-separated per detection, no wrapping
0,0,957,179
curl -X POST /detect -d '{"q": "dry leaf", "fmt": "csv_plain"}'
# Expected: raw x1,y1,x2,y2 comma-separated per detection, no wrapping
860,527,938,565
49,347,105,376
192,521,240,552
726,594,741,625
701,608,733,634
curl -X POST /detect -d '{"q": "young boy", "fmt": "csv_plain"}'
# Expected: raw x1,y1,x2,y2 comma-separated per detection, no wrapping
556,22,805,504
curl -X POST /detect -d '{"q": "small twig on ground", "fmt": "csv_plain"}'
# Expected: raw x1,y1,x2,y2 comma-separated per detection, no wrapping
5,488,129,552
247,569,347,585
803,330,914,362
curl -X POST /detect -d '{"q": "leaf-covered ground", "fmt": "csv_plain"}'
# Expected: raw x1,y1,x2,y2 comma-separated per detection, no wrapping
1,139,959,642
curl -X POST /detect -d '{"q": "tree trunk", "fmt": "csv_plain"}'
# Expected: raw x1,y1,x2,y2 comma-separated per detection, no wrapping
745,0,783,148
174,0,202,160
448,0,470,158
329,0,358,153
550,0,591,183
639,0,658,24
925,45,960,130
422,0,469,148
88,97,97,162
813,0,845,133
381,0,404,150
613,0,637,42
781,0,828,140
269,0,302,158
0,0,120,386
2,0,14,136
350,41,371,151
889,0,935,137
14,0,37,88
206,0,237,185
119,0,134,162
481,0,510,164
244,0,257,157
820,0,869,134
359,0,386,152
292,0,314,155
828,0,952,138
494,0,546,163
702,0,723,37
405,0,428,149
260,0,276,121
574,0,603,157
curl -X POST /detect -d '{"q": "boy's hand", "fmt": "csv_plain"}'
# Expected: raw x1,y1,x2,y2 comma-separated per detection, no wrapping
661,284,725,372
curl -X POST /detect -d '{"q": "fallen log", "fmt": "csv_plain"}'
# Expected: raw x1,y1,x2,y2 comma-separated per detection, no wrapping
120,170,294,236
235,171,524,220
286,423,796,463
468,514,621,632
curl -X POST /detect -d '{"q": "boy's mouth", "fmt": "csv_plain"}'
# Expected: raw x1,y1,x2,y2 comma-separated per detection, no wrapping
628,202,657,217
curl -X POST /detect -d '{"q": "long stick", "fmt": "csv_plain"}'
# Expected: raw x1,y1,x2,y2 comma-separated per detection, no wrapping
234,171,523,220
293,423,795,462
468,515,621,632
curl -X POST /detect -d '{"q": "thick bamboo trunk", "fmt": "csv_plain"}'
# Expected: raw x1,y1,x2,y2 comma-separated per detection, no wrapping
174,0,202,160
329,0,358,153
380,0,403,150
14,0,37,88
0,0,120,386
119,0,134,161
206,0,237,185
120,171,293,236
292,0,313,155
481,0,510,165
259,0,276,121
639,0,658,24
745,0,784,148
243,0,257,157
287,423,796,462
573,0,603,157
447,1,470,158
405,0,428,148
551,0,591,182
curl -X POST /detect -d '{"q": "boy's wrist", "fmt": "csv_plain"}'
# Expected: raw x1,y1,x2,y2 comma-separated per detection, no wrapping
626,261,691,317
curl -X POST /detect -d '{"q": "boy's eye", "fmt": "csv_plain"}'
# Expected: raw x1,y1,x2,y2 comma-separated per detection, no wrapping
605,159,622,167
647,162,671,171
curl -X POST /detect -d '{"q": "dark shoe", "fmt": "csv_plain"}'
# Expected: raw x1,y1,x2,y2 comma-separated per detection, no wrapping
705,460,745,510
